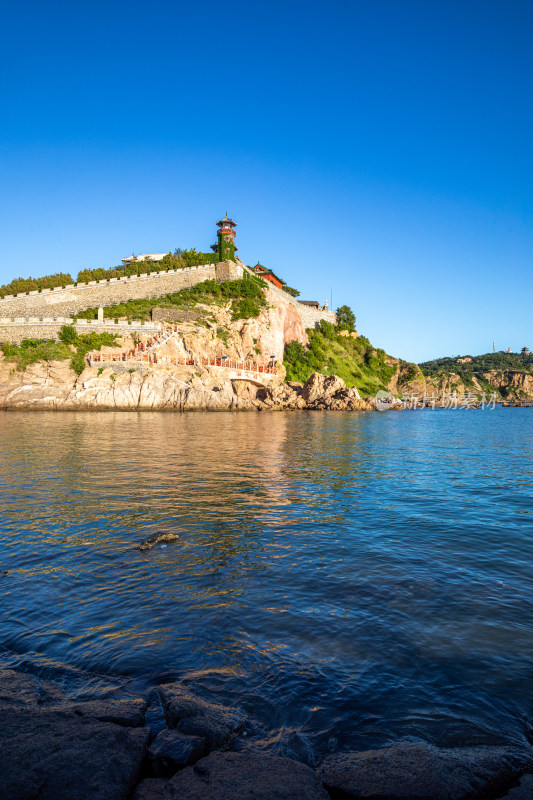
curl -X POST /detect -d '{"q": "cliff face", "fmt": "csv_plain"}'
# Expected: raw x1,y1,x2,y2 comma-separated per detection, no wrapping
0,288,346,412
148,286,308,366
0,358,372,412
417,352,533,402
418,370,533,402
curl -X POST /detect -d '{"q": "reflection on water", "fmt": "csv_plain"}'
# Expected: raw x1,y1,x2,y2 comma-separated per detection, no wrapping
0,409,532,759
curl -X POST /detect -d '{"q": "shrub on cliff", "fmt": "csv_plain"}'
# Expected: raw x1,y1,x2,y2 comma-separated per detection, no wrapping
335,305,356,332
76,249,217,283
58,325,118,374
75,278,268,324
284,328,396,396
0,272,74,298
284,286,300,297
1,338,72,369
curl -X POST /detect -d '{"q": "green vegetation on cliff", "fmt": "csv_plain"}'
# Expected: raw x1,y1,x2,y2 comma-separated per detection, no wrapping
284,320,403,396
0,272,74,299
420,351,533,375
418,351,533,400
75,276,268,324
1,326,117,374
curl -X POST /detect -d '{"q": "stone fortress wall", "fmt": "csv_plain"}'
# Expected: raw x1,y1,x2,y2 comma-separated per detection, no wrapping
0,317,161,346
243,266,337,329
0,257,336,343
0,262,234,318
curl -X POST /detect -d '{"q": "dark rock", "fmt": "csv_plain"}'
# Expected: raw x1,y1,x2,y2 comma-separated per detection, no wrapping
131,778,169,800
0,667,147,726
139,532,180,551
0,704,150,800
0,667,65,706
318,740,533,800
149,728,205,776
158,684,245,751
501,773,533,799
161,751,329,799
57,697,148,727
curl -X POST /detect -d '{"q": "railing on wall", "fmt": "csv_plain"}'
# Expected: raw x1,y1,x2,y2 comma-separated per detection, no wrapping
88,322,277,376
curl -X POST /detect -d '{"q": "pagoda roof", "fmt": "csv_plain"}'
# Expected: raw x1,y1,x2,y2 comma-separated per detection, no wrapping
216,215,237,227
252,263,286,284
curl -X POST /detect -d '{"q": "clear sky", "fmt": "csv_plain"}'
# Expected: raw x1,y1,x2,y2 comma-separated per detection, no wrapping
1,0,531,362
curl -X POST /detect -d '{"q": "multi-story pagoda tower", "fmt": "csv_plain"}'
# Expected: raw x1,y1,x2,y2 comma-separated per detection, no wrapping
211,214,237,262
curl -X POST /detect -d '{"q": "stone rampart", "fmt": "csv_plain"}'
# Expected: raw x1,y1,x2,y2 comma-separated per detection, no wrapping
242,266,337,329
0,261,243,319
0,317,160,345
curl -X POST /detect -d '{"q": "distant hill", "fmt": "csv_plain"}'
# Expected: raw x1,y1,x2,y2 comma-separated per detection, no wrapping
419,351,533,376
418,351,533,402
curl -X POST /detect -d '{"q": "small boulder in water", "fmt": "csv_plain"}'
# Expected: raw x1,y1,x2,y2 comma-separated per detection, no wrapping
139,532,180,551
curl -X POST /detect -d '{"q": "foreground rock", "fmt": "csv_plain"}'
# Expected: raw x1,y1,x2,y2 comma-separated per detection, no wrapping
149,728,206,776
139,532,181,551
157,751,329,799
0,704,149,800
0,667,65,706
319,740,533,800
503,773,533,798
55,696,147,726
132,779,169,800
159,683,246,751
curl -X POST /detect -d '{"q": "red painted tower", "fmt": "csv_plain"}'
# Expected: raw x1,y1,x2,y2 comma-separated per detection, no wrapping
211,214,238,262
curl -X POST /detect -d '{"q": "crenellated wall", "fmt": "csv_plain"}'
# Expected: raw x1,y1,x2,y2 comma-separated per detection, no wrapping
0,261,244,319
0,257,336,345
0,317,161,345
242,266,337,329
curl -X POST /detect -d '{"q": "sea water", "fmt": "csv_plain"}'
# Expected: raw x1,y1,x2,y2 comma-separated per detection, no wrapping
0,408,531,760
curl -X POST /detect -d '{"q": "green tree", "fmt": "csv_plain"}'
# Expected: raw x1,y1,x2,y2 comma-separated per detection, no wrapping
284,286,300,297
336,305,356,332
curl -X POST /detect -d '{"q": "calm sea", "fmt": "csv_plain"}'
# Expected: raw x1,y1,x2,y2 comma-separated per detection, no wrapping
0,408,532,761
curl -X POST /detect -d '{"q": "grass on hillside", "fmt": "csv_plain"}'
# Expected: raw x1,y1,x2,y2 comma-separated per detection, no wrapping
74,277,268,324
1,325,118,375
419,351,533,398
283,321,406,396
419,351,533,375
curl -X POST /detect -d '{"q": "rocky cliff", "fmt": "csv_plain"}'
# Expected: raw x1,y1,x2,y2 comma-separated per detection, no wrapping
0,284,374,412
0,358,372,412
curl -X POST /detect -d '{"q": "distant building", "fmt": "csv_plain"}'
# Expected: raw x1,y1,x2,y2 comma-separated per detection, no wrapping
121,253,169,264
521,346,530,356
457,357,473,363
251,262,286,290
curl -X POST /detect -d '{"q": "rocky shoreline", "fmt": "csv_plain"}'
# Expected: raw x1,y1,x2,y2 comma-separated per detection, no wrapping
1,665,532,800
0,360,375,412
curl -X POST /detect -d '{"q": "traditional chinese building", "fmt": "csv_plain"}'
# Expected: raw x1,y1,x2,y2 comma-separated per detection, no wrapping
121,252,169,264
211,215,238,262
250,262,286,290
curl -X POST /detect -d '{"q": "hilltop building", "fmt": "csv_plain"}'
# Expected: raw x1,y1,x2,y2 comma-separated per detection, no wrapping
521,346,530,356
211,215,238,261
250,262,286,290
121,253,169,264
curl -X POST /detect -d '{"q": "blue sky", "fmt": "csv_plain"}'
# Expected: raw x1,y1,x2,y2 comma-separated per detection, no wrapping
1,0,531,362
